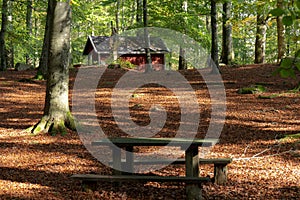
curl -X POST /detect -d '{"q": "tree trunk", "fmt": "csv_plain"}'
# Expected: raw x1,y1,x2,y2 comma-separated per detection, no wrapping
37,0,51,79
115,0,120,34
136,0,142,23
0,0,8,71
178,1,188,70
26,0,33,65
179,47,187,70
143,0,152,73
255,14,267,64
221,2,234,65
7,0,14,69
31,0,75,135
277,0,285,63
211,0,219,73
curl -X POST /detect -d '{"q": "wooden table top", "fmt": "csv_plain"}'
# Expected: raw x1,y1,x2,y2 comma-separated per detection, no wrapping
92,137,218,147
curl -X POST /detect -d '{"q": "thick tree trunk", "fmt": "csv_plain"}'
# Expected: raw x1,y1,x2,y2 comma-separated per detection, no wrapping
221,2,234,65
277,0,285,63
32,0,75,135
0,0,8,71
255,14,267,64
211,0,219,73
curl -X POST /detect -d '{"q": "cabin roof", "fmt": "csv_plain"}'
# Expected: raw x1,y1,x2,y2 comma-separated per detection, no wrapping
83,35,170,55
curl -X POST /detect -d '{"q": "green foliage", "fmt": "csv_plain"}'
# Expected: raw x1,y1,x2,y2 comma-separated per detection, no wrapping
3,0,300,68
273,57,300,79
108,58,136,69
237,85,266,94
268,0,300,80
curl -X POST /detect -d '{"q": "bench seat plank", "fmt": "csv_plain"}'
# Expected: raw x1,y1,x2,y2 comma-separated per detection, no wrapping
109,158,232,165
71,174,210,184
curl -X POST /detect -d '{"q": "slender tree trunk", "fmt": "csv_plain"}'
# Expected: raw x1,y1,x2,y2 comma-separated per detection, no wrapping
37,0,51,79
26,0,33,65
179,0,187,70
7,0,14,69
211,0,219,73
221,2,234,65
32,0,75,135
115,0,120,34
255,13,267,64
206,15,210,34
277,0,285,63
179,47,187,70
0,0,8,71
136,0,142,23
143,0,152,72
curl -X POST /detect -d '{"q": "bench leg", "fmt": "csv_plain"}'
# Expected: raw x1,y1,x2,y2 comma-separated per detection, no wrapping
186,184,203,200
81,180,97,192
214,164,228,185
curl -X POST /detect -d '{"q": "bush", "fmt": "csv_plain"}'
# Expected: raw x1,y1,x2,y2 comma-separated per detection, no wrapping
107,58,136,69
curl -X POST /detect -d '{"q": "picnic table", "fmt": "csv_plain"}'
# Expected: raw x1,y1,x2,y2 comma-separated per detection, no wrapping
72,137,220,200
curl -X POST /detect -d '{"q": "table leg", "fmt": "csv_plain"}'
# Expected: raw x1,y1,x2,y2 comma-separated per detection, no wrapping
125,146,134,174
185,145,202,200
185,145,199,177
112,146,122,175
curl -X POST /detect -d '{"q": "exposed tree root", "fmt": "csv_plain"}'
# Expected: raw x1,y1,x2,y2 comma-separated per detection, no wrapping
30,111,76,135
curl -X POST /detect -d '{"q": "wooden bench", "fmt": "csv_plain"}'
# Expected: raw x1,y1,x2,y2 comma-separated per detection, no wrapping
109,158,232,185
71,174,210,184
71,174,210,194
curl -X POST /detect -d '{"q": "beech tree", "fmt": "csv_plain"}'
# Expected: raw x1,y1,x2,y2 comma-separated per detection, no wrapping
211,0,219,73
36,1,51,79
221,1,234,65
143,0,152,72
254,12,267,64
31,0,75,134
276,0,285,62
0,0,8,71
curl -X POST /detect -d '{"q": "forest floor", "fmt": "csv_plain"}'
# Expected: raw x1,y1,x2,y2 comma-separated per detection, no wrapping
0,64,299,200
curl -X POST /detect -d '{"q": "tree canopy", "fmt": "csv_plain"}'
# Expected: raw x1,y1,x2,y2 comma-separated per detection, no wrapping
0,0,298,69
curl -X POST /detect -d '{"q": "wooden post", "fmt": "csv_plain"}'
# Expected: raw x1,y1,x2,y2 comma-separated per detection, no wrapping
112,146,122,175
125,146,134,174
97,52,101,66
214,164,228,185
185,145,202,200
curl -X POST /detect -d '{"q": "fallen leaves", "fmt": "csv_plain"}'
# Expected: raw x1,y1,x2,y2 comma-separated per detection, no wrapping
0,65,299,199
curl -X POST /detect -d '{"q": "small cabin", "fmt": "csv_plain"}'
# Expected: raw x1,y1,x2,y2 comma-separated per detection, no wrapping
82,35,170,71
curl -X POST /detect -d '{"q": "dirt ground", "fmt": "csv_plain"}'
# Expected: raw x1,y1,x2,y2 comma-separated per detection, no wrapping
0,64,299,199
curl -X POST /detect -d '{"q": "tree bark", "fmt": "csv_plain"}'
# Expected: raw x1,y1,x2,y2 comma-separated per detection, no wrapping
26,0,33,65
211,0,219,73
37,0,51,79
32,0,75,135
255,13,267,64
143,0,152,73
179,46,187,70
221,2,234,65
115,0,120,34
7,0,14,69
0,0,8,71
136,0,142,23
277,0,285,63
178,0,188,70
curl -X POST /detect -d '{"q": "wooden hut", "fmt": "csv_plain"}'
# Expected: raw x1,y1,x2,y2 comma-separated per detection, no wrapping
82,35,170,71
